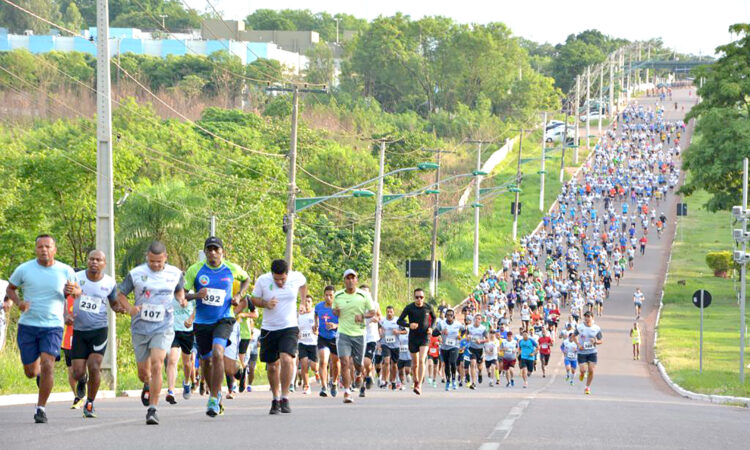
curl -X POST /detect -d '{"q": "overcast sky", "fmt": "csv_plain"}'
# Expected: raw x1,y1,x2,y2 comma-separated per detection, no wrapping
184,0,746,56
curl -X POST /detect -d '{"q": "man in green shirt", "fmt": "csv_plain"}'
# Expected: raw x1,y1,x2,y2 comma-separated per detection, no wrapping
333,269,375,404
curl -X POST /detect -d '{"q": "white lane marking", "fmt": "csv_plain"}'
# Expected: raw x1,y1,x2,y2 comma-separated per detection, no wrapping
480,358,562,448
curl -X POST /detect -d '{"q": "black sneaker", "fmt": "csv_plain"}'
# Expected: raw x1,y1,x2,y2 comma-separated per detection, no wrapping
359,387,366,398
269,400,280,415
146,407,159,425
365,377,373,390
238,369,246,393
141,383,150,407
319,388,328,397
280,398,291,414
34,408,47,424
165,392,176,405
76,376,87,399
478,374,483,384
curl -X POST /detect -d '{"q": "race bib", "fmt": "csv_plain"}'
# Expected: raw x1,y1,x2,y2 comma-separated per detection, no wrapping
471,335,480,343
79,295,102,313
203,288,226,307
463,354,471,362
541,343,549,349
583,341,595,350
300,330,313,340
385,335,396,345
566,352,576,359
399,344,409,354
140,303,165,322
445,338,457,347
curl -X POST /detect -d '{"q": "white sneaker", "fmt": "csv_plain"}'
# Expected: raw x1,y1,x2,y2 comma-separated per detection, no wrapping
303,387,311,395
343,393,353,404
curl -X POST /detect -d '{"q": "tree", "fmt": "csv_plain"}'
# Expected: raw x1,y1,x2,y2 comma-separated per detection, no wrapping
63,2,84,32
680,24,750,211
305,42,335,86
0,0,61,34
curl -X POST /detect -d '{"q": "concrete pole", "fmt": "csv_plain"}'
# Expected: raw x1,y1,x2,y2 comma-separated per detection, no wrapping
646,44,651,87
473,143,482,277
209,215,216,237
539,112,547,212
285,86,299,268
609,57,614,117
620,51,625,108
96,0,117,391
598,65,604,135
741,158,747,383
371,140,386,304
429,150,441,298
586,65,591,151
580,75,581,164
512,132,523,241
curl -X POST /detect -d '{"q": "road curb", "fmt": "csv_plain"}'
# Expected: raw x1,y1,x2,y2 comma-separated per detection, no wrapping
0,384,271,407
652,124,749,408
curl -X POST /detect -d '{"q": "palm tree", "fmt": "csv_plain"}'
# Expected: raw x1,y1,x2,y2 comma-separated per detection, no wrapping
116,180,207,276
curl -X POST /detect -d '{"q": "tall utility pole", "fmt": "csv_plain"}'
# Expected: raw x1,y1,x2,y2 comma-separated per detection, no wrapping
512,131,523,241
266,85,328,269
585,65,591,152
95,0,116,392
627,50,632,103
620,51,625,108
539,112,547,212
645,43,651,87
741,158,748,383
560,106,570,183
371,140,386,304
609,57,614,117
209,215,216,237
473,142,483,277
580,75,581,164
286,86,299,268
429,150,442,299
598,65,604,135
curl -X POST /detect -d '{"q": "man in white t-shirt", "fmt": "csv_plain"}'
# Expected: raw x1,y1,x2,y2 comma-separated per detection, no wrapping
251,259,308,415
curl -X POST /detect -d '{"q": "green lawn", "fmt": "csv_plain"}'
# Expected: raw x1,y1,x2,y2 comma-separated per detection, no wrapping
438,127,593,301
657,189,750,397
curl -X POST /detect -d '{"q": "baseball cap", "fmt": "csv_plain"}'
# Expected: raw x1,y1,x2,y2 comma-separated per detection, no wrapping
343,268,357,278
204,236,224,249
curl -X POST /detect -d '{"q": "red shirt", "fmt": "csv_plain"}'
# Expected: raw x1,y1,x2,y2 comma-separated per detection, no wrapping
538,336,553,355
640,237,648,246
428,336,440,358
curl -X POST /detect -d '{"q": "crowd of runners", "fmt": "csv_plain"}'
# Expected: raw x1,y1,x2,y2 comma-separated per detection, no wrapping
2,99,683,425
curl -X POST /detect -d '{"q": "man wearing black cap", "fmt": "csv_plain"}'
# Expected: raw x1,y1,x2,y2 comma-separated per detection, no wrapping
184,237,250,417
397,288,436,395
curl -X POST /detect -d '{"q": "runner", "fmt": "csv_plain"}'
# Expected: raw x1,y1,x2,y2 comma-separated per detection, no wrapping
397,328,412,389
483,330,499,386
500,331,517,388
633,287,644,318
378,305,401,390
436,309,463,391
117,241,187,425
466,314,488,390
67,250,118,418
537,328,553,378
426,329,441,388
251,259,308,414
561,332,578,385
4,235,78,423
575,311,603,395
166,295,194,404
518,330,538,388
396,288,436,395
630,322,641,360
332,269,375,403
184,237,250,417
362,286,382,395
235,298,259,392
314,285,339,397
62,290,86,410
297,294,318,395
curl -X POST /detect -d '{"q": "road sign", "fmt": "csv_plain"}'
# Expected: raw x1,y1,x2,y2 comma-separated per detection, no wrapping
511,202,522,215
405,260,441,279
692,289,711,374
692,289,712,308
677,203,688,216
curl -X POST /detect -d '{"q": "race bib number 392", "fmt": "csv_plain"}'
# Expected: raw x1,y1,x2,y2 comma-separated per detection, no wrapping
203,288,226,307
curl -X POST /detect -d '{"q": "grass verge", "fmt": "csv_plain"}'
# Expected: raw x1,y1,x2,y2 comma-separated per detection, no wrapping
657,189,750,397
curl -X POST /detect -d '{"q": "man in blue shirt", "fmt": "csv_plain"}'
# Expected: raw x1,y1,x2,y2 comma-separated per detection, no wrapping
314,285,339,397
518,330,538,389
4,235,78,424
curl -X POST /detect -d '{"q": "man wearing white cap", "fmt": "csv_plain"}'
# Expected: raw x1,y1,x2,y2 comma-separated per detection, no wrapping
333,269,376,404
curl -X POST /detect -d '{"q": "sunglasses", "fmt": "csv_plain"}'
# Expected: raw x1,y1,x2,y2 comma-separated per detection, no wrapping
414,296,424,299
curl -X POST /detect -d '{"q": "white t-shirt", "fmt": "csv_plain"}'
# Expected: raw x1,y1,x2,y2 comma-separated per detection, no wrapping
365,300,381,343
252,271,306,331
298,311,317,345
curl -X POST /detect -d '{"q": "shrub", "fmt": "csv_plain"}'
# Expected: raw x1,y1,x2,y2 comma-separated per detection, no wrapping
705,251,733,277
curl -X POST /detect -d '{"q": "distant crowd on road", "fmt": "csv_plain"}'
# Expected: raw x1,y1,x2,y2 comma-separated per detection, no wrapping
2,96,686,425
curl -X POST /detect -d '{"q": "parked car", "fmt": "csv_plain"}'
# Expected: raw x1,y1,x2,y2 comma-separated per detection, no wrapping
580,111,605,122
545,126,575,144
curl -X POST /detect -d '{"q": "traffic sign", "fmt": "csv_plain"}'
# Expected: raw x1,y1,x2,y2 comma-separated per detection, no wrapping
692,289,712,308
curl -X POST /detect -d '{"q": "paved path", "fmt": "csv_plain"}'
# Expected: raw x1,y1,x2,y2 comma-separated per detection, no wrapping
1,88,748,449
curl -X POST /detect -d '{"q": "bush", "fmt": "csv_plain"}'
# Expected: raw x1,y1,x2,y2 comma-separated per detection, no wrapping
705,251,733,277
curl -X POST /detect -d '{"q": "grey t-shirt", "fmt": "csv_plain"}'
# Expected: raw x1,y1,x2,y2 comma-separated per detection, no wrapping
73,271,117,331
119,263,185,335
575,323,603,355
437,321,464,350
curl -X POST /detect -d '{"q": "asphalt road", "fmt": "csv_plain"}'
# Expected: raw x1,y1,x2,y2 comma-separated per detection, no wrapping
1,88,748,449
